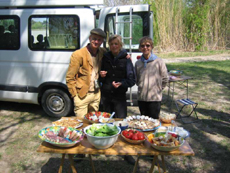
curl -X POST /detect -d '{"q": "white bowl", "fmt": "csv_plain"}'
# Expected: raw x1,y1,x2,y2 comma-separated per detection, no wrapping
84,124,121,149
113,121,128,131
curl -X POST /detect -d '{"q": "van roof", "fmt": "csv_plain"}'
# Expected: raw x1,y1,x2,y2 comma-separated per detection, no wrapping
0,0,104,8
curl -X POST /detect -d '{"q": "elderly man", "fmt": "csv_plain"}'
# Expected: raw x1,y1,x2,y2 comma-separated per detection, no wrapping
66,28,106,119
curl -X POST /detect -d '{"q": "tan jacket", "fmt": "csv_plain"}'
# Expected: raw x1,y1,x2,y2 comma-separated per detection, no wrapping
66,46,106,98
135,57,168,101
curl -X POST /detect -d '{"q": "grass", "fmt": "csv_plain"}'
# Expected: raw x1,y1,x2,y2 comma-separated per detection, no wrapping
163,61,230,117
156,49,230,58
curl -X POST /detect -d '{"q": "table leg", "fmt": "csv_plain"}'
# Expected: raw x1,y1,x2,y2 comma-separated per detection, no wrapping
68,154,77,173
149,155,157,173
89,154,96,173
170,82,175,110
58,154,66,173
156,158,161,173
132,155,140,173
161,155,166,173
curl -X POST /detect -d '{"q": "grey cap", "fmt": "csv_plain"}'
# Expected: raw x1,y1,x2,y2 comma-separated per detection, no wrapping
90,28,106,38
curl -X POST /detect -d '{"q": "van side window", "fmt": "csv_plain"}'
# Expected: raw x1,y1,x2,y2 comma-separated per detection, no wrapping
29,15,80,51
0,15,20,50
104,12,149,51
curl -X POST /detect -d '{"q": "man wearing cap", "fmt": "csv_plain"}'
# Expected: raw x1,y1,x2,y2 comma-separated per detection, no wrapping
66,28,106,119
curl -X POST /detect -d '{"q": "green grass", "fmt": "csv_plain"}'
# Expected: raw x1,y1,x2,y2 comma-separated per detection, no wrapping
156,50,230,58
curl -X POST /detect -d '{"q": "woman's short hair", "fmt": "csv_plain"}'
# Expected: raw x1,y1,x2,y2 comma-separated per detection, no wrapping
108,34,123,47
139,36,153,49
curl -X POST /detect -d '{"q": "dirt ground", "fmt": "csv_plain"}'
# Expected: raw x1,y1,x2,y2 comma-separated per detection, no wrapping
0,54,230,173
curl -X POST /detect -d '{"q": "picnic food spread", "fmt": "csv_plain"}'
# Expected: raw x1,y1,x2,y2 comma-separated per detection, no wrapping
39,112,189,150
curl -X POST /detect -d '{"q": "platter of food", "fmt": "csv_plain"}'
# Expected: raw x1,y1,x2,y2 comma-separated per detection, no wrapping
84,111,112,123
52,117,83,129
38,126,84,148
146,132,184,151
124,115,161,132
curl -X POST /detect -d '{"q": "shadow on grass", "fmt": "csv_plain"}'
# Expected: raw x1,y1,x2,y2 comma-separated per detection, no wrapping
166,60,230,101
0,101,59,143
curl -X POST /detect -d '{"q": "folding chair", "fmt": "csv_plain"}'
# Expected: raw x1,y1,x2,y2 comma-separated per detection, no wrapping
175,98,198,124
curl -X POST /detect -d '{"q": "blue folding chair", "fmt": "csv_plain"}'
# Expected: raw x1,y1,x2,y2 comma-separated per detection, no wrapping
175,98,198,124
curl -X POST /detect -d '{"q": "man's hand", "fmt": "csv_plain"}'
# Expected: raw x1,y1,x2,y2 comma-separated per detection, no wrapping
112,81,122,88
100,71,107,78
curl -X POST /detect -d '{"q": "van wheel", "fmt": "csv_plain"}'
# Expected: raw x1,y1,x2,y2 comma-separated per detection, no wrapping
41,89,73,118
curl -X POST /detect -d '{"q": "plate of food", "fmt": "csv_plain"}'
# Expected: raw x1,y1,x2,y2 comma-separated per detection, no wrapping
84,111,112,123
169,70,182,76
52,117,83,129
38,126,84,148
146,132,184,151
124,115,161,132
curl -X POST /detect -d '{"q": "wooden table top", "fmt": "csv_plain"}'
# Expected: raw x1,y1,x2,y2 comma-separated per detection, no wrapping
37,119,195,157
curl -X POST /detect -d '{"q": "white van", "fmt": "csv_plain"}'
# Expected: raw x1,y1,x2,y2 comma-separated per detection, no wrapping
0,0,153,117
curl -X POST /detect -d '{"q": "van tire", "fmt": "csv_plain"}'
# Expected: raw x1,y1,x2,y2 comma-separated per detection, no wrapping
41,89,73,118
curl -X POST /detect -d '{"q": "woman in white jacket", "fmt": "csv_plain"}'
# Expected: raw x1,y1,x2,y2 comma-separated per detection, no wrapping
135,36,168,119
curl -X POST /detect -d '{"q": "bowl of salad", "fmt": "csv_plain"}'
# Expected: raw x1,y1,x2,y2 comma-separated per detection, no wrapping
83,123,121,149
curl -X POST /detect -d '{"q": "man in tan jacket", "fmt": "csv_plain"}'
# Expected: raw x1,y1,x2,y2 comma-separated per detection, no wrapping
66,28,106,119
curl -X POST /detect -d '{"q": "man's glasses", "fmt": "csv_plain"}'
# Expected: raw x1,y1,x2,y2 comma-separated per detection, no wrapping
140,44,151,48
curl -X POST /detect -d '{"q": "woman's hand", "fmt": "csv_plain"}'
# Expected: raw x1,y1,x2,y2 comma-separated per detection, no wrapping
112,81,122,88
100,71,107,78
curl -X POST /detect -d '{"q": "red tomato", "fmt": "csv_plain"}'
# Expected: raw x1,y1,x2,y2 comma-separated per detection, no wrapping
122,130,129,136
137,132,145,140
132,133,139,140
128,129,134,133
125,131,133,139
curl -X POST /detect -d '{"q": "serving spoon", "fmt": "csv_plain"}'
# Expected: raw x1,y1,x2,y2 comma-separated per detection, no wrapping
107,112,115,122
99,112,115,123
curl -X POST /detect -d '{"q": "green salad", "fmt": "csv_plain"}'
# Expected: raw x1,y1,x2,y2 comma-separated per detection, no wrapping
86,124,119,137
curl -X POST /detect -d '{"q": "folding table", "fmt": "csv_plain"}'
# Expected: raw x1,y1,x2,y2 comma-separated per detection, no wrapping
37,121,195,173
